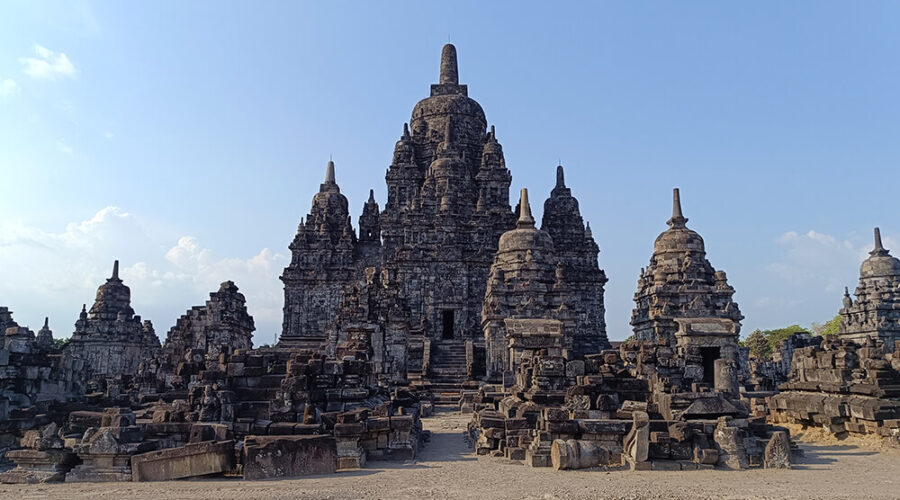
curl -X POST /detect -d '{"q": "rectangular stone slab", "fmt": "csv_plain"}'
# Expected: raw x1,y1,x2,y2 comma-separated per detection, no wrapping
243,435,336,480
131,440,234,481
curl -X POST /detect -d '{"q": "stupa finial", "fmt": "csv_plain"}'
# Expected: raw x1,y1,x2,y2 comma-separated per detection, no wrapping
667,188,688,229
872,227,887,255
440,44,458,85
111,260,120,280
325,160,335,184
556,165,565,189
517,188,535,228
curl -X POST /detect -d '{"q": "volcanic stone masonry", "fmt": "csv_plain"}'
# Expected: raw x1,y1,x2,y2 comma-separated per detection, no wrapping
63,261,160,381
631,189,743,345
7,42,900,485
136,281,255,393
838,227,900,350
278,43,609,387
482,188,610,381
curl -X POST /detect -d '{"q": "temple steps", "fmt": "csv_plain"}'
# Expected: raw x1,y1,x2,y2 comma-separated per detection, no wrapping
426,341,469,405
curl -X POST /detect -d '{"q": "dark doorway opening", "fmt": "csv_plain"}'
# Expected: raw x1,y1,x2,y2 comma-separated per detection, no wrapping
700,347,720,384
442,310,454,340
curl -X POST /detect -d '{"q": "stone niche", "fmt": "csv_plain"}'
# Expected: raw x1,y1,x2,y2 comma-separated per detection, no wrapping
674,317,739,387
504,319,566,371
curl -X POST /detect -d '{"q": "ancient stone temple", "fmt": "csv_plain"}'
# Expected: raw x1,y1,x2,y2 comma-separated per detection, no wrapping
165,281,255,360
631,189,743,344
377,44,516,353
36,317,54,349
483,188,574,379
541,165,609,354
280,161,364,348
279,44,529,380
138,281,254,392
64,261,160,378
839,227,900,350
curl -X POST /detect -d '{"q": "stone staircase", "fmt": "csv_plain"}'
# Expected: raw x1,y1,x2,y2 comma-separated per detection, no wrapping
428,341,468,405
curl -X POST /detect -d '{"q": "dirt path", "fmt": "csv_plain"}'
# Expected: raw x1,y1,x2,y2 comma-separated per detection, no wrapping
3,409,899,500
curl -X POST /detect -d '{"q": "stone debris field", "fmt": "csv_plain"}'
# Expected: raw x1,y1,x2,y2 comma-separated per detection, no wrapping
1,43,899,498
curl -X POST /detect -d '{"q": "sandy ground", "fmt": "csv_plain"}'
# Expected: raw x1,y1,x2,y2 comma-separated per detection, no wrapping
3,409,899,500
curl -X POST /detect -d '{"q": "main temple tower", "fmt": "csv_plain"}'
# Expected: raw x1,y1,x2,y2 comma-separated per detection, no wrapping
380,44,516,345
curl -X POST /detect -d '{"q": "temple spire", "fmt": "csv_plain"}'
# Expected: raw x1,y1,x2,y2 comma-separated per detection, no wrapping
440,43,458,85
111,260,120,281
402,122,410,139
872,227,887,255
556,165,566,189
667,188,688,229
368,189,375,203
43,317,48,328
517,188,535,228
325,160,336,184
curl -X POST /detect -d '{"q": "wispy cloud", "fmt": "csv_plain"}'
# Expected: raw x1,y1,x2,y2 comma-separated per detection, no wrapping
20,45,76,81
57,141,74,156
0,79,19,97
766,229,894,293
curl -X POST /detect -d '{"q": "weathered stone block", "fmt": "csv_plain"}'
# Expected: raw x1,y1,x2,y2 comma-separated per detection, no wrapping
243,435,336,480
131,440,234,481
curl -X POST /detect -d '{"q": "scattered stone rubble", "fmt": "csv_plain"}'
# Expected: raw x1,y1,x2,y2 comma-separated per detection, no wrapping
769,336,900,445
7,42,900,488
467,340,793,471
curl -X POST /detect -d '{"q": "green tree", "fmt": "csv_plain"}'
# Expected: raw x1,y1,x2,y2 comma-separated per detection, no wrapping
744,329,769,358
762,324,807,355
811,314,842,336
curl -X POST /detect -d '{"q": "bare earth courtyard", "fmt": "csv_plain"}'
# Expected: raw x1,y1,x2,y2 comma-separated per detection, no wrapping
1,409,896,500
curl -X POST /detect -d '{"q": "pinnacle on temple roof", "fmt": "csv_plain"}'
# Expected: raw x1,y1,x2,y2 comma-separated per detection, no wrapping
402,122,410,140
110,260,121,282
667,188,688,229
871,227,888,257
517,188,535,229
556,165,565,189
367,189,376,204
440,43,458,85
325,160,336,184
318,160,341,194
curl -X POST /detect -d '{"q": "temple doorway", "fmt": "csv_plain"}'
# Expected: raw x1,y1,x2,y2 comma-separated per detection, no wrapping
442,310,454,340
700,347,719,384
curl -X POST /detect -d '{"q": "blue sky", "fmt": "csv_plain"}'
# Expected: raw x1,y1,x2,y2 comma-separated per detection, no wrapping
1,1,899,344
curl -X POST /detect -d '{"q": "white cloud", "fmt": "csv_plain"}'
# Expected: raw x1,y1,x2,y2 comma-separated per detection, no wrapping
20,45,77,80
767,229,895,293
57,141,74,155
0,207,287,345
0,79,19,97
